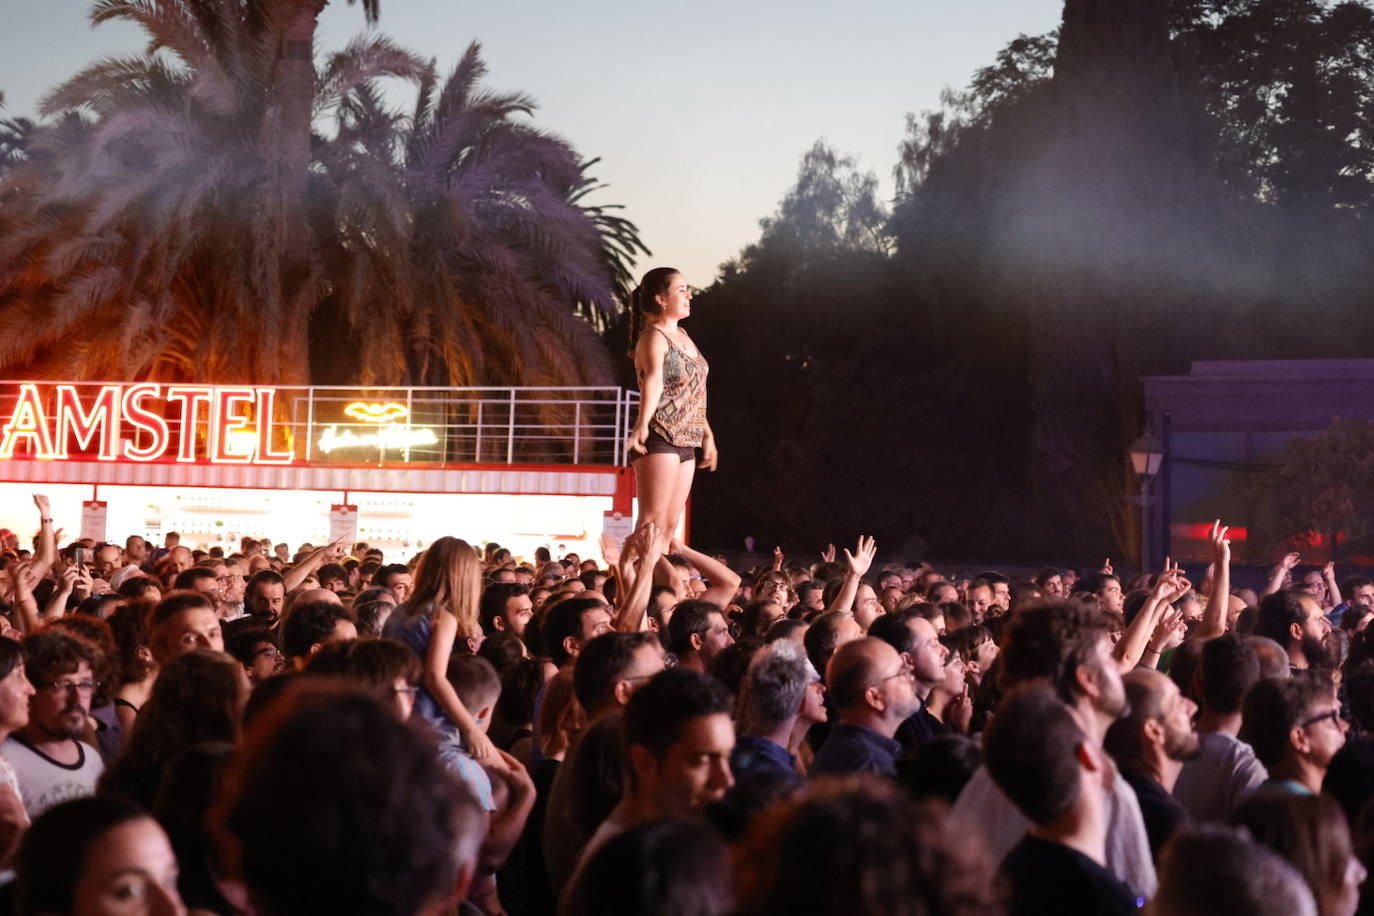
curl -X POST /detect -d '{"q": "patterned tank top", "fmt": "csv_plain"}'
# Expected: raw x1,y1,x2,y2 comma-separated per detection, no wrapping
642,327,709,447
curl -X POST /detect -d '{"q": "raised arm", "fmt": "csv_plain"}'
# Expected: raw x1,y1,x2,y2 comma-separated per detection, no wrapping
282,536,346,593
1264,552,1299,597
1194,520,1230,640
1324,561,1342,610
826,536,876,614
32,494,54,568
624,331,669,458
1116,563,1189,672
423,608,497,761
670,539,741,608
613,524,664,633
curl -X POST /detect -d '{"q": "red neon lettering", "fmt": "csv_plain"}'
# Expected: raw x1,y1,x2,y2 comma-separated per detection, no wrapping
209,387,257,463
166,386,212,462
255,388,295,464
55,384,120,460
0,383,56,459
121,384,169,461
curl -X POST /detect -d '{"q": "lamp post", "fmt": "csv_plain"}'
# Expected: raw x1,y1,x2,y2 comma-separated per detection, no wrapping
1131,433,1165,571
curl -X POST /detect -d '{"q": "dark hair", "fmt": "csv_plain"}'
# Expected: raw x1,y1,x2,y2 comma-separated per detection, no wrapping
225,626,276,668
1232,791,1352,916
479,581,531,635
1257,589,1308,646
476,630,527,677
1075,572,1119,597
354,585,392,605
764,618,808,644
984,683,1086,824
627,267,681,355
709,637,763,702
998,601,1111,703
1239,674,1336,768
14,795,153,915
446,653,501,716
1034,567,1062,587
739,600,783,639
214,684,480,916
153,742,236,915
1167,636,1207,706
668,600,721,657
1200,633,1261,714
574,631,659,715
802,611,853,676
565,819,731,916
1322,735,1374,827
173,567,218,591
147,590,215,633
46,616,118,709
567,713,628,838
494,656,545,745
100,649,242,809
305,637,420,691
281,601,353,660
1154,826,1318,916
734,777,998,916
22,630,96,685
898,733,984,805
117,575,160,600
373,563,411,588
940,601,972,631
868,608,923,656
624,668,731,761
542,596,609,667
0,637,22,682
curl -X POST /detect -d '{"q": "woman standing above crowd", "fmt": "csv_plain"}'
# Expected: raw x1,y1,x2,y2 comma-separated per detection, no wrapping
624,267,716,537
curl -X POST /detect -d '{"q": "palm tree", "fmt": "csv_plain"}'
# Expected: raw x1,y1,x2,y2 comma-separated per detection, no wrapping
0,0,644,390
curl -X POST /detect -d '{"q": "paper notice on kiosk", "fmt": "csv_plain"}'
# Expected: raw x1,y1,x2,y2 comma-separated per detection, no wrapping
330,504,358,546
80,500,108,543
602,511,634,550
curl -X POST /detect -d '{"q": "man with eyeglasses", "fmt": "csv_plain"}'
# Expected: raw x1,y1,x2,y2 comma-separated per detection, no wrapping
811,637,921,778
3,632,105,818
1240,673,1347,796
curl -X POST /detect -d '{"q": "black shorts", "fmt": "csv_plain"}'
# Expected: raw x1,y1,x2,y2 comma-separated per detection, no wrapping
629,429,698,464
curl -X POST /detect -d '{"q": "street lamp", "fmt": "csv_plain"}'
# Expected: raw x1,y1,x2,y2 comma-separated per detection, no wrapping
1131,433,1165,571
1130,434,1164,479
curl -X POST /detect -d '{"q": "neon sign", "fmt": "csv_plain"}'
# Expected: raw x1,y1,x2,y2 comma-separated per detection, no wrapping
343,401,409,423
0,383,294,464
318,401,437,454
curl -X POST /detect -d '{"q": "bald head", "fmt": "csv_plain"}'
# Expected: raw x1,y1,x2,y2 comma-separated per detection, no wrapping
826,637,898,710
294,588,342,607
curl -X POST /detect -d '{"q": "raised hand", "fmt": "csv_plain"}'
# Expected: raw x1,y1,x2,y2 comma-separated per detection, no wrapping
1100,558,1114,576
1279,551,1301,571
32,494,49,517
599,531,621,569
1208,520,1231,566
1324,560,1337,579
772,546,784,571
843,535,877,578
820,543,836,564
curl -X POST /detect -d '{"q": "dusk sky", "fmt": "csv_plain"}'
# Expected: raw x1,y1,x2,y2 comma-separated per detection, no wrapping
3,0,1063,287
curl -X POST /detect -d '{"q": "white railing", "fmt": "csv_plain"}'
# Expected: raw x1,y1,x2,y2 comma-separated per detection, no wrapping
0,381,640,468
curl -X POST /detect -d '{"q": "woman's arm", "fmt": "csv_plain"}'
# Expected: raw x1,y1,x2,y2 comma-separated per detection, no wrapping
625,332,669,455
423,609,497,761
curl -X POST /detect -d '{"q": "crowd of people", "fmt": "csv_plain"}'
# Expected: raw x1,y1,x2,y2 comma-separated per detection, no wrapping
2,495,1374,915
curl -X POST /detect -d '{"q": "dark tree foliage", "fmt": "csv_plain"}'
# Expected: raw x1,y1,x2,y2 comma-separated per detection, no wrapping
689,0,1374,560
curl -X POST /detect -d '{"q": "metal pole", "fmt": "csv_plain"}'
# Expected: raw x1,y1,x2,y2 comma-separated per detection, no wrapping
573,402,581,464
507,390,516,464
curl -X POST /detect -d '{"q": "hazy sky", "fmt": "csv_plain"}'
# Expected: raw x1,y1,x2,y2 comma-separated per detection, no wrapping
2,0,1063,286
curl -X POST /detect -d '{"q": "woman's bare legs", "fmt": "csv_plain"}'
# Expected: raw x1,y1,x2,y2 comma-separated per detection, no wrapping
632,453,697,537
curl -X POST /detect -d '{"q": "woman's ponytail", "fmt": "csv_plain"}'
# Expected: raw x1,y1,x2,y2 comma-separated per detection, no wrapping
626,267,680,357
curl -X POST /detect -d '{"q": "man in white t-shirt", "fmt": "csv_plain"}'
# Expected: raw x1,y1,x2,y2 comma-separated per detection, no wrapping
1173,633,1268,821
3,633,105,819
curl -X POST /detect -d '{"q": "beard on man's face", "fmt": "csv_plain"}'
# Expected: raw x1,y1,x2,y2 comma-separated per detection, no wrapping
1301,634,1333,670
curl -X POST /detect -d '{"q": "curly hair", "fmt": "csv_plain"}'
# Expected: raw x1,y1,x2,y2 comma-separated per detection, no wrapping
734,777,999,916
